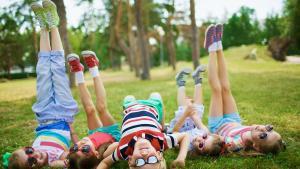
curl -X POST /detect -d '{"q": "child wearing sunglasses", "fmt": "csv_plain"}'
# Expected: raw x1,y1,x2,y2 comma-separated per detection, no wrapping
66,51,121,169
205,24,286,155
168,67,223,156
97,93,189,169
8,1,79,168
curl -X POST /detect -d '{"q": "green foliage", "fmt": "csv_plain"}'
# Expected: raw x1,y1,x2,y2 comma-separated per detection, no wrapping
263,14,285,41
284,0,300,54
223,7,263,49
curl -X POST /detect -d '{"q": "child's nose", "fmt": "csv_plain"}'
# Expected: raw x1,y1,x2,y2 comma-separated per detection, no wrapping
141,150,149,157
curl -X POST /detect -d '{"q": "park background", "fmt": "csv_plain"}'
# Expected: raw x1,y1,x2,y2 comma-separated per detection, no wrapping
0,0,300,168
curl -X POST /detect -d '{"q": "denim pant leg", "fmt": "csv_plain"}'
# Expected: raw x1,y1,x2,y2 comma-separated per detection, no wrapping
50,50,78,123
32,52,56,124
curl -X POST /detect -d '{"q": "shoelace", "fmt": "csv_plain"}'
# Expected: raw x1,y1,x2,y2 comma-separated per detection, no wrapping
34,15,46,28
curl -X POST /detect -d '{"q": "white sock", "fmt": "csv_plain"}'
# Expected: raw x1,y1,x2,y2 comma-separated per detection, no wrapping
89,66,99,77
195,83,202,87
217,41,223,50
75,71,85,84
208,42,218,52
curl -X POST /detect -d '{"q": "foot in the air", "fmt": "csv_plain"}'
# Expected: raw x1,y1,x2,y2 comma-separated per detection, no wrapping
81,50,99,68
204,24,217,51
192,65,206,85
42,0,59,29
175,68,192,87
31,2,47,29
215,24,223,42
67,53,84,73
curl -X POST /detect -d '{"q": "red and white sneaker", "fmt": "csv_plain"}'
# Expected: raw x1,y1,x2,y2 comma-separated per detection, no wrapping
204,24,216,49
215,24,223,42
67,53,84,73
81,50,99,68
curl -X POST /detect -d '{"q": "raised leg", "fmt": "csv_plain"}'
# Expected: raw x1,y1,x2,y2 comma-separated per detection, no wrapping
208,51,223,117
175,68,192,106
216,49,238,114
78,83,102,130
192,65,206,105
93,75,116,126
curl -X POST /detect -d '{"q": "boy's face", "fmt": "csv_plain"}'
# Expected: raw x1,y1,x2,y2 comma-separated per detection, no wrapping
16,147,48,168
128,138,162,168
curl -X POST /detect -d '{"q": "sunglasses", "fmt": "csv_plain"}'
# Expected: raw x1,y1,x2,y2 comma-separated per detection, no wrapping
70,144,92,154
259,125,274,140
24,147,37,168
134,155,160,167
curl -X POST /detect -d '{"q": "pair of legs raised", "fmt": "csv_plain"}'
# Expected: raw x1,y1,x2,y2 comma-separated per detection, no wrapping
206,25,238,119
68,52,115,130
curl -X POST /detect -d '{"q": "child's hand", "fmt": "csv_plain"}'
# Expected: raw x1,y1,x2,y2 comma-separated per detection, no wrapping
171,159,185,169
184,104,197,117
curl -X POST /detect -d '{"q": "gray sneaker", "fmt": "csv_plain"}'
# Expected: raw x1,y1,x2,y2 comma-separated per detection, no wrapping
192,65,206,85
175,68,192,87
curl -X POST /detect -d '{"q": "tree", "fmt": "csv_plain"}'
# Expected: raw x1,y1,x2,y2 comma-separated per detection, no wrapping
52,0,76,87
189,0,199,69
134,0,150,80
284,0,300,54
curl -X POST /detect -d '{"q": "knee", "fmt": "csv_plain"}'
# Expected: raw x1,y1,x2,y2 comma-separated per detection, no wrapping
221,83,231,93
96,103,107,113
210,83,222,94
85,105,97,116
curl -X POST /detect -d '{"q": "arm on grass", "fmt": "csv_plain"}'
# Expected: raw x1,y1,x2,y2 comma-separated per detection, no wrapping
97,155,115,169
171,133,189,168
173,105,196,132
103,142,119,158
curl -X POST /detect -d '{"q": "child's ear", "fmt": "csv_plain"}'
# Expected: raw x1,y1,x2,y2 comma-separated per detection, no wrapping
253,143,260,151
128,155,133,165
156,151,163,160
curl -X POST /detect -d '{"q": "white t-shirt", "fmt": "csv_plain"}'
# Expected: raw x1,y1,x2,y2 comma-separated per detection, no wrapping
32,129,70,164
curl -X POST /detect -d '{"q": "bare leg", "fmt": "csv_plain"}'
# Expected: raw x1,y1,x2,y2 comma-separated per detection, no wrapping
78,83,102,130
177,87,187,106
50,27,63,51
216,50,238,114
208,52,223,117
193,84,203,105
40,29,51,51
93,75,116,126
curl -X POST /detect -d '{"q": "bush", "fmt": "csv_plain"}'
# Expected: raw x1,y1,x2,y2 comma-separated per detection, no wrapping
0,72,36,80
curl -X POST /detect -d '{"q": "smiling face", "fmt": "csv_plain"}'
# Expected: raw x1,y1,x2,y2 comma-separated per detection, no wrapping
128,138,162,169
192,134,223,156
12,147,48,168
251,126,282,153
73,137,98,158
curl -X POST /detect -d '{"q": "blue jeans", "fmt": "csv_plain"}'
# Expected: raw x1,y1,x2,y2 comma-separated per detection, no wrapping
32,51,78,125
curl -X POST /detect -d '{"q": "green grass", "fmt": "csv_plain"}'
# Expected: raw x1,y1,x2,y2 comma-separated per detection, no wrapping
1,45,300,168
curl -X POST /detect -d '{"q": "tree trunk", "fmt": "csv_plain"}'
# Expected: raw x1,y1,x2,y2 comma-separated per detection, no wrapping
52,0,76,87
134,0,150,80
115,0,133,71
190,0,200,69
127,0,140,77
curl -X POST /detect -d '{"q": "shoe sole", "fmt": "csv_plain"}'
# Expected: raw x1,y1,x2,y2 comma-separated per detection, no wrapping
192,65,206,77
67,53,80,61
204,24,216,49
42,0,56,9
175,68,192,80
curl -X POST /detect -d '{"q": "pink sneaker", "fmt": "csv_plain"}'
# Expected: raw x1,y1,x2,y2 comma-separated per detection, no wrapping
67,53,84,73
215,24,223,42
204,24,216,49
81,50,99,68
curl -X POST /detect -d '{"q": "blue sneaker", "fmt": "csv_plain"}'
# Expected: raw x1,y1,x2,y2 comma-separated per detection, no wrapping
204,24,216,50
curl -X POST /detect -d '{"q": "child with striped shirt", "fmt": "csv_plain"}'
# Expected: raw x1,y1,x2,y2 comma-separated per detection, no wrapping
205,24,286,155
7,1,78,168
97,93,189,169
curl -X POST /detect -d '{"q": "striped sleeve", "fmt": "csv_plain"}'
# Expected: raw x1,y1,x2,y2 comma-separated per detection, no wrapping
163,133,178,150
111,148,121,162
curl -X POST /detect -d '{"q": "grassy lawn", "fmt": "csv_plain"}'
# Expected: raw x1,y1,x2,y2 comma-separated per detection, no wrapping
1,45,300,168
